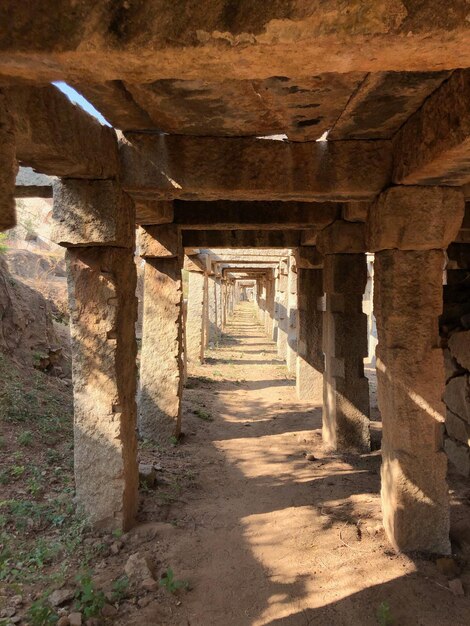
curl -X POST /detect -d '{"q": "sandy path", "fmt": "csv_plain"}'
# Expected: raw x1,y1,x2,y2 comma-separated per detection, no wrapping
130,302,470,626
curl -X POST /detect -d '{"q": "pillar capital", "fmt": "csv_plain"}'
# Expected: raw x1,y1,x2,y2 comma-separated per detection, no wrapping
368,186,465,252
138,223,181,258
316,220,367,255
295,247,324,269
52,179,134,248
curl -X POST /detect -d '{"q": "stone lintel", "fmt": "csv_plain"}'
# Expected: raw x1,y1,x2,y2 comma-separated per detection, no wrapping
121,134,392,202
1,5,470,81
300,229,318,246
66,245,138,531
393,70,470,185
368,186,465,252
183,253,211,273
15,166,54,198
0,91,17,230
316,220,367,255
342,202,369,222
5,84,118,178
52,179,134,248
182,230,302,248
173,200,341,229
139,224,180,258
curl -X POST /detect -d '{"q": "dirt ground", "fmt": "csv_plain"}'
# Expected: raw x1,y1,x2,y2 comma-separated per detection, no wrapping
125,302,470,626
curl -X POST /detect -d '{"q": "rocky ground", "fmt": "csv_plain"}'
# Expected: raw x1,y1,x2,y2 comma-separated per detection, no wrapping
1,291,470,625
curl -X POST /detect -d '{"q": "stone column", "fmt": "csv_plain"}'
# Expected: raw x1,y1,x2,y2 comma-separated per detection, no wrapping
272,270,280,342
207,273,219,346
286,256,298,374
0,92,17,231
296,248,324,404
277,258,289,360
369,186,464,554
52,179,138,531
322,253,370,452
138,225,184,441
187,270,206,363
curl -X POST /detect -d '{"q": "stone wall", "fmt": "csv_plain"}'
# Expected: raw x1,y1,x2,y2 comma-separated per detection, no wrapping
441,243,470,477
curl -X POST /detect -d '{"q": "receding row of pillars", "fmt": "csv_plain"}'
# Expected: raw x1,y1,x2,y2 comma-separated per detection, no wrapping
49,179,464,556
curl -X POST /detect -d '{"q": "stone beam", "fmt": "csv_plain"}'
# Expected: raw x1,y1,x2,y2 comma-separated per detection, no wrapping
204,248,289,258
4,84,118,178
0,3,470,82
393,70,470,186
15,166,54,198
121,135,392,202
182,230,302,249
173,201,341,230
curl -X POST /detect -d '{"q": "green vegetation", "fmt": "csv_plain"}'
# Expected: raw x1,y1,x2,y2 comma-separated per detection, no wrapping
159,567,189,594
193,408,213,421
377,601,394,626
74,573,106,619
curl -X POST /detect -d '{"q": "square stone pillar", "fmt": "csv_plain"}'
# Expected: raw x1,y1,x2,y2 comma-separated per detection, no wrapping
53,179,138,531
207,274,219,346
369,186,465,554
296,248,325,404
272,270,280,342
322,253,370,452
286,256,298,374
276,259,289,360
0,92,17,231
138,225,184,441
187,270,207,363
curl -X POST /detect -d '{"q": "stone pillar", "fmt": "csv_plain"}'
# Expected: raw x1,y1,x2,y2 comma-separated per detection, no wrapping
286,256,298,374
369,186,464,554
0,92,17,231
215,276,223,337
53,179,138,531
272,270,280,342
187,270,206,363
277,258,289,360
296,248,324,404
207,274,219,346
322,253,370,452
138,225,184,441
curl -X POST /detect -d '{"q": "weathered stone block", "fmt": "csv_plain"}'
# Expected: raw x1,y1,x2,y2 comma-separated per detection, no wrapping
139,224,180,258
444,437,470,477
295,247,323,269
443,375,470,423
316,221,367,255
186,271,206,363
53,180,134,247
139,257,183,440
0,92,17,231
375,248,450,554
448,330,470,371
342,202,369,222
368,186,465,252
446,409,470,446
66,246,138,531
323,253,367,294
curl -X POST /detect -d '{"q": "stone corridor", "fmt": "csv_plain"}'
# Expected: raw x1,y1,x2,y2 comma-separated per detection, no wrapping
122,302,470,625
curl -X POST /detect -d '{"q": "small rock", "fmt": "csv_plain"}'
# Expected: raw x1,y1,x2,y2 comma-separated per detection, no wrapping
139,464,157,488
110,541,123,555
305,453,317,462
49,589,75,607
449,578,465,596
10,596,22,607
137,596,152,608
10,617,21,624
68,612,82,626
124,553,153,582
142,577,158,592
57,617,70,626
1,608,16,618
101,603,118,617
85,619,101,626
436,556,460,578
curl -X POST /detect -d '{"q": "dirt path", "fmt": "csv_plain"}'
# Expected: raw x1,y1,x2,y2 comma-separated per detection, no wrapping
128,302,470,626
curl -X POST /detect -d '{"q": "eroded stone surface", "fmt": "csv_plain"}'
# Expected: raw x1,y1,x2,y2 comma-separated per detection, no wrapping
52,179,134,247
66,246,138,530
121,134,392,202
0,91,17,230
374,248,450,554
296,268,324,404
322,254,370,453
139,224,180,258
139,257,183,441
316,221,367,255
186,271,206,364
368,186,465,251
